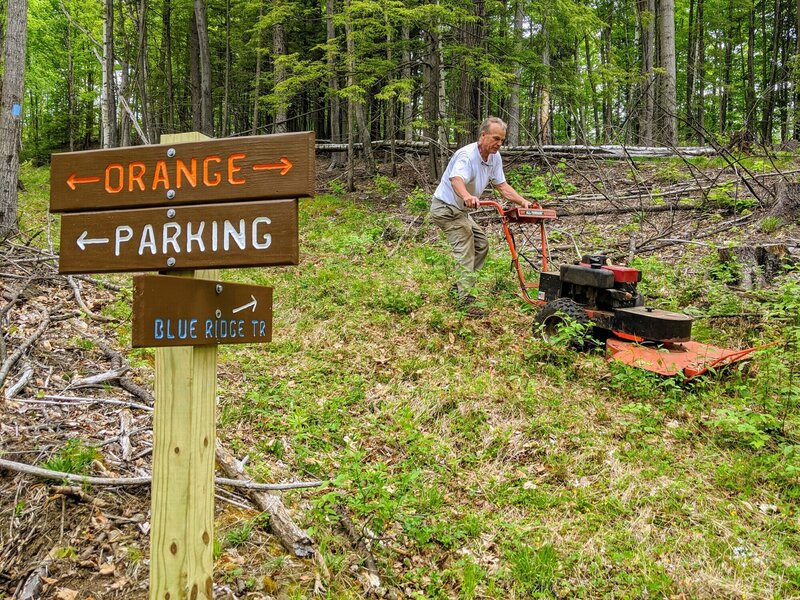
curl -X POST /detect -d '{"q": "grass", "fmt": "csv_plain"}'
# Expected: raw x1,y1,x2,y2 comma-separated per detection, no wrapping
16,165,800,598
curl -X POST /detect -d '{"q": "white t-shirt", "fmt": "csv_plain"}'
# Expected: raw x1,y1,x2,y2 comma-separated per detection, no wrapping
433,142,506,208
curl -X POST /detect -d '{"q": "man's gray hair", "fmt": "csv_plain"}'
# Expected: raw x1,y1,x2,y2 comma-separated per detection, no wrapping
480,116,507,134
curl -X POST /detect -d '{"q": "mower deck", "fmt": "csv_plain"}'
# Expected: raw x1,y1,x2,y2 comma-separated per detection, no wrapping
606,337,760,379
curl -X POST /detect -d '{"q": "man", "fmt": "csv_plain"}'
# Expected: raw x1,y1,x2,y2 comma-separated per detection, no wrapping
430,116,532,316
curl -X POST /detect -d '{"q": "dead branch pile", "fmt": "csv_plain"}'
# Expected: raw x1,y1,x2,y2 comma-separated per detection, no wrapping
0,234,319,598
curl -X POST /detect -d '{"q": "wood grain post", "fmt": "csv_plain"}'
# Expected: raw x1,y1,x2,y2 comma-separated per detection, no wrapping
150,132,217,600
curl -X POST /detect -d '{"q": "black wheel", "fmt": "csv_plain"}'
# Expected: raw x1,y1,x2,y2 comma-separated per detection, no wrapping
535,297,593,348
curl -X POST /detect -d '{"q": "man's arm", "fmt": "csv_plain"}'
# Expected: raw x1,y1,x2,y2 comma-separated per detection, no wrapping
450,177,481,209
495,181,533,208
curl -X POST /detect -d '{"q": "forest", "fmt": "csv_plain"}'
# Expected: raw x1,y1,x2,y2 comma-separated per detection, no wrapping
7,0,800,167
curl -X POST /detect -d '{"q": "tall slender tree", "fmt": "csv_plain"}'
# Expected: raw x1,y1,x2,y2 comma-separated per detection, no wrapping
0,0,27,236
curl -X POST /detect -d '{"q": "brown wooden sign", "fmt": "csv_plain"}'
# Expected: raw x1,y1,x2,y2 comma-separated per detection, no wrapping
50,132,314,213
58,199,298,274
132,275,273,347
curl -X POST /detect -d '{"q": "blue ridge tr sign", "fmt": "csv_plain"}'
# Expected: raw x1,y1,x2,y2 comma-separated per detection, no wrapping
132,275,273,347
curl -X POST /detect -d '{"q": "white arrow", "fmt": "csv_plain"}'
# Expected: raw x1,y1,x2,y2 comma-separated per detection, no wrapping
232,295,258,314
77,231,110,250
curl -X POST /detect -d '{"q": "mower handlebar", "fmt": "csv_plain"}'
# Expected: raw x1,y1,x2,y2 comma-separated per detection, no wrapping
477,200,542,216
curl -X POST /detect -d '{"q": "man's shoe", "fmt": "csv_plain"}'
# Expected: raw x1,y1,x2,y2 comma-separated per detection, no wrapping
460,294,478,306
465,304,486,318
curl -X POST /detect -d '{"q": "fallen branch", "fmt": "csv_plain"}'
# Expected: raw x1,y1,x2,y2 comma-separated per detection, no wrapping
93,338,155,405
216,442,316,557
4,364,33,399
0,309,51,392
15,395,153,412
0,457,324,491
66,275,117,322
64,366,130,389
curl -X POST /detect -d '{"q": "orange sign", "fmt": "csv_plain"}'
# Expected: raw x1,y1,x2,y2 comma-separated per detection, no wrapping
50,132,314,213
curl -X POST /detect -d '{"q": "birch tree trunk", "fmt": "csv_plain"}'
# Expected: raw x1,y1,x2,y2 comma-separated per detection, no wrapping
0,0,27,237
102,0,117,148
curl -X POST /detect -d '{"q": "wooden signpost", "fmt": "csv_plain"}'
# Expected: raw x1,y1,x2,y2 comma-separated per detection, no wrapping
48,130,314,600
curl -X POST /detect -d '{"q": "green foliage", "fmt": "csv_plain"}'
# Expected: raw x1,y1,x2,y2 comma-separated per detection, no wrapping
42,439,99,476
505,161,576,201
704,184,758,213
759,216,782,233
405,187,429,215
373,174,399,197
506,542,560,596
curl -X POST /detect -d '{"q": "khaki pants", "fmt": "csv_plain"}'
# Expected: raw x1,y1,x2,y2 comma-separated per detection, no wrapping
430,197,488,299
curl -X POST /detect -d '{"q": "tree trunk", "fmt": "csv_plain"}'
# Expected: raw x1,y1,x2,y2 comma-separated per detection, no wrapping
745,7,756,140
795,0,800,139
401,25,413,141
189,10,202,133
720,1,733,136
326,0,344,168
423,25,442,182
599,17,612,142
696,0,705,144
685,0,696,138
636,0,655,145
272,20,288,134
507,0,524,146
455,0,484,147
657,0,677,146
135,0,153,143
344,0,374,175
161,0,174,133
761,0,781,144
102,0,117,148
252,0,263,133
585,36,600,143
221,0,230,136
193,0,213,136
0,0,27,237
66,26,75,151
539,18,552,145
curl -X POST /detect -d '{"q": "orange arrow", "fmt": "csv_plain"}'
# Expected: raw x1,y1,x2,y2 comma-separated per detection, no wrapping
252,156,293,176
67,173,101,190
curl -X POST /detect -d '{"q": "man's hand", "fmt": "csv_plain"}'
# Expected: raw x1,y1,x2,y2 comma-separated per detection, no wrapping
464,195,480,209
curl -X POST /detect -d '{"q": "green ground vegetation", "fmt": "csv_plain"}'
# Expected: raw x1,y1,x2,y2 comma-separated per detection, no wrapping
17,164,800,598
